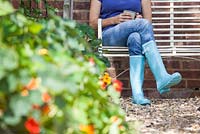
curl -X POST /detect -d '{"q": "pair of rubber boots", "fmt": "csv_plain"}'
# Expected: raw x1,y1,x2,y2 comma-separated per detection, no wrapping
130,41,182,105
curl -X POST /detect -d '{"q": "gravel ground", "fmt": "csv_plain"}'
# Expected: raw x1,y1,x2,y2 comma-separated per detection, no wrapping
120,97,200,134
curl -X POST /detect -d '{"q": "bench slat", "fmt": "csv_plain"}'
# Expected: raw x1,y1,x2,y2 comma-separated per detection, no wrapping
152,5,200,9
153,23,200,26
155,34,200,37
153,0,200,2
154,28,200,31
153,11,200,14
156,40,200,43
153,17,200,20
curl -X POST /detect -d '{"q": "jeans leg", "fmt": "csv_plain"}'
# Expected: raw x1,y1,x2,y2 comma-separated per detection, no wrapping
127,32,142,56
102,18,155,46
102,27,127,46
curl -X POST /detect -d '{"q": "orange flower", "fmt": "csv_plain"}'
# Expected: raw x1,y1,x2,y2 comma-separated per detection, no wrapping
24,78,40,90
118,125,126,131
112,80,123,92
99,80,106,90
0,109,3,117
25,117,40,134
89,58,95,66
21,89,29,96
38,48,48,55
32,104,40,110
42,92,51,103
79,124,95,134
110,116,119,123
41,104,50,115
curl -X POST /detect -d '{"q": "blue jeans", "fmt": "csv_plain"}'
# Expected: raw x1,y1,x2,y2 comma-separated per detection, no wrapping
102,19,155,56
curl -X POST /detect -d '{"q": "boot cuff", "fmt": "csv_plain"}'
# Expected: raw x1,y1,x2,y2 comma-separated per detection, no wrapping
142,40,155,54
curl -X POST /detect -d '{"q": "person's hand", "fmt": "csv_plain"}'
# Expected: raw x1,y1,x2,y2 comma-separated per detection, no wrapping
136,13,143,19
114,12,132,24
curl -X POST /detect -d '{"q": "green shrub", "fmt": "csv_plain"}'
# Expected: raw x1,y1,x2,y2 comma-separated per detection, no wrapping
0,1,127,134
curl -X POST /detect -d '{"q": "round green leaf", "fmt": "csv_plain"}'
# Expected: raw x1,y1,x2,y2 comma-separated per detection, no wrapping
9,95,32,117
4,115,21,126
0,49,18,71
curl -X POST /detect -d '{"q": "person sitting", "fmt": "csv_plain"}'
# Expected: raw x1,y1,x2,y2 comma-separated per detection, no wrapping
89,0,182,105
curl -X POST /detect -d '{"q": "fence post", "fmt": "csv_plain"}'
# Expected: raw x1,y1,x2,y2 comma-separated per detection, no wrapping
63,0,73,19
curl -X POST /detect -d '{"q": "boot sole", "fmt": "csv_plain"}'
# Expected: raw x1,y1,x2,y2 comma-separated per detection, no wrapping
132,98,151,105
159,88,170,94
132,101,151,105
159,74,182,94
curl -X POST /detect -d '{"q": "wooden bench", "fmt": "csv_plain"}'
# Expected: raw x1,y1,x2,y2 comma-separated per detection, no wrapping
98,0,200,59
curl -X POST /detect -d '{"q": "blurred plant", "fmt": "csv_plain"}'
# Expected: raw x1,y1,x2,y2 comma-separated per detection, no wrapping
19,0,111,66
19,0,57,19
77,23,111,67
0,0,128,134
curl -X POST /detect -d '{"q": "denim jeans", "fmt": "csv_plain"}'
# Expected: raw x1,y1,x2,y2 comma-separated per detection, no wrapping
102,18,155,56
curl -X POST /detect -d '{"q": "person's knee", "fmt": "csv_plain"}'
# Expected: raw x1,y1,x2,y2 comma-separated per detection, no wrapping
137,19,153,30
127,32,141,46
127,33,143,55
136,19,154,43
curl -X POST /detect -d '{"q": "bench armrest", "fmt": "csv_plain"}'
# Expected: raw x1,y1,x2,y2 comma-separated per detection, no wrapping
98,19,103,56
98,19,102,39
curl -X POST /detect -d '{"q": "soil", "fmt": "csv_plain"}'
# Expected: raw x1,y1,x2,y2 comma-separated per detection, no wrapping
120,97,200,134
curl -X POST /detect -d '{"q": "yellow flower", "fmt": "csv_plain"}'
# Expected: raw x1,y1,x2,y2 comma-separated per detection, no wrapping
79,124,95,134
102,72,111,85
104,72,109,76
38,48,48,55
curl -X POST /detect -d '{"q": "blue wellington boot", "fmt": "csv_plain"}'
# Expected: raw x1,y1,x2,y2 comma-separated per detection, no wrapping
130,55,151,105
142,41,182,94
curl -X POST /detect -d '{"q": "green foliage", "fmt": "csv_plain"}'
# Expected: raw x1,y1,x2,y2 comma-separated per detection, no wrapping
0,0,15,16
0,1,128,134
77,23,111,67
19,0,57,19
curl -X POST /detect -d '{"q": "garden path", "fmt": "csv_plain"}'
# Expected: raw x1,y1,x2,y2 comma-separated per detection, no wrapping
120,97,200,134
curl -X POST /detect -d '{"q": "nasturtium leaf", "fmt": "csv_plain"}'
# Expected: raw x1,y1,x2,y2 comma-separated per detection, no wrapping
29,90,43,105
109,121,120,134
65,20,76,29
0,49,18,71
55,96,66,109
7,74,18,93
73,107,88,124
28,23,43,34
107,86,120,104
9,95,32,117
0,1,15,16
16,14,27,27
4,115,21,126
32,110,41,121
0,67,6,80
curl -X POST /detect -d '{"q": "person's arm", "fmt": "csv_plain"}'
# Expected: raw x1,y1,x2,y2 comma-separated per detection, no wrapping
89,0,101,30
89,0,132,30
141,0,152,22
